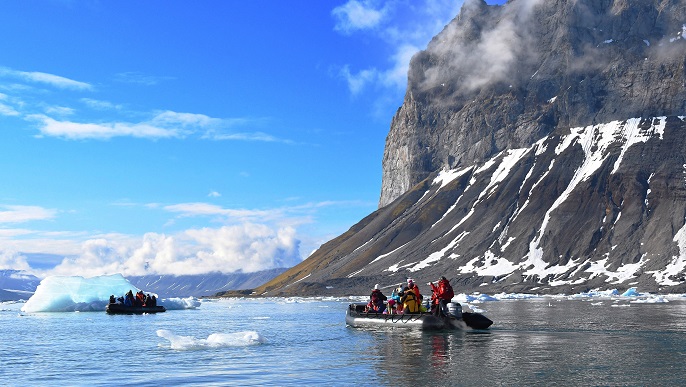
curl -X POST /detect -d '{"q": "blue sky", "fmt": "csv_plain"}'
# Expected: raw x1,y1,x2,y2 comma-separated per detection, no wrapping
0,0,504,277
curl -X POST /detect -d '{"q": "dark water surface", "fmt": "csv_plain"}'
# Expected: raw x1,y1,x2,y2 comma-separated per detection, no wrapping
2,296,685,386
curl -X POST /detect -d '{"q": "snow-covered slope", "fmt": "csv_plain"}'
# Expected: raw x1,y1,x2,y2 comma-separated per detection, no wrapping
258,116,686,296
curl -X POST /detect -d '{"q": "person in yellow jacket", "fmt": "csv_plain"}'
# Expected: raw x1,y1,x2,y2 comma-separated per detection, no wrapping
401,286,420,314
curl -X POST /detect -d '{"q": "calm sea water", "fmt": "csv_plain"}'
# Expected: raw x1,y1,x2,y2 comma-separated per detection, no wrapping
2,296,686,386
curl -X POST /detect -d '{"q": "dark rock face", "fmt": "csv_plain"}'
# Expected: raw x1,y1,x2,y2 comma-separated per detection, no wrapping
380,0,686,207
251,0,686,297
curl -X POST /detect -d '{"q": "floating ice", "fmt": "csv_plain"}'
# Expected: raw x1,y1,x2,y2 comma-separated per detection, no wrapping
630,295,669,304
160,297,202,310
22,274,141,313
621,287,640,297
20,274,202,313
156,329,265,350
454,293,499,303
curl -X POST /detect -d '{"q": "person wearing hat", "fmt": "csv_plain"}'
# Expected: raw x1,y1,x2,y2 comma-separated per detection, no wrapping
366,284,387,313
390,285,404,313
407,278,422,301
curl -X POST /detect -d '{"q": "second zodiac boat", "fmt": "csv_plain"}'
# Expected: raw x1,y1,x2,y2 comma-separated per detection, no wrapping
106,303,166,315
345,302,492,330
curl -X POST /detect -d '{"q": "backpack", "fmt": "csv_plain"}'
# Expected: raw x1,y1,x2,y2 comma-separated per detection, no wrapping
445,282,454,300
440,280,454,300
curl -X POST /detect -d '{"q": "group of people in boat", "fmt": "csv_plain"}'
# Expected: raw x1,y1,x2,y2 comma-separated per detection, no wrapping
109,290,157,308
365,276,455,317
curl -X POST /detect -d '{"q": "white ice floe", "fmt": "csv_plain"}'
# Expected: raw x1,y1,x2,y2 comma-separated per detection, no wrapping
157,329,265,350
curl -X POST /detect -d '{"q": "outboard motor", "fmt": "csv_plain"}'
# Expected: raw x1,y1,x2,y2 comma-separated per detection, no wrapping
447,302,462,319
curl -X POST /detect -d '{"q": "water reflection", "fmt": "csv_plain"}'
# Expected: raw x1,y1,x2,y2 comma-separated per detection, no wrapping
355,299,686,386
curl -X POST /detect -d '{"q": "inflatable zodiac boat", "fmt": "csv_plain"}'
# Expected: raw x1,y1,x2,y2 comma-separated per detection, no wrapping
106,303,166,315
345,302,492,330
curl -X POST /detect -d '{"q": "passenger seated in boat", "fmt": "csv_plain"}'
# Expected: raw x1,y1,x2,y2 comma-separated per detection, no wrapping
401,286,420,314
145,294,152,307
391,285,404,313
150,295,157,307
109,295,116,304
385,299,396,314
366,284,387,313
430,276,455,317
407,278,422,301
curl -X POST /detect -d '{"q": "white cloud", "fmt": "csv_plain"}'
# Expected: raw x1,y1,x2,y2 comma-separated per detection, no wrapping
0,102,19,116
0,199,373,276
80,98,123,110
0,205,57,223
114,71,175,86
150,110,221,128
418,0,544,92
381,43,421,89
332,0,387,34
163,202,280,223
28,114,186,140
45,224,302,276
44,105,75,116
25,109,292,143
0,67,92,90
206,131,294,143
340,65,378,95
208,191,221,198
333,0,463,95
0,250,31,271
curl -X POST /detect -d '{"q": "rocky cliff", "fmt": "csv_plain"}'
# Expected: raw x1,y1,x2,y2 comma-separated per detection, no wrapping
380,0,686,207
239,0,686,297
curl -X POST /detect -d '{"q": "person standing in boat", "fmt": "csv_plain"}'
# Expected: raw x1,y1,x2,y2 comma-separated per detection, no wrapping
124,290,133,307
367,284,387,313
430,276,455,317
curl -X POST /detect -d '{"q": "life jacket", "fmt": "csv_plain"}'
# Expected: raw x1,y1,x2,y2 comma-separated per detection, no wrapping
403,289,419,313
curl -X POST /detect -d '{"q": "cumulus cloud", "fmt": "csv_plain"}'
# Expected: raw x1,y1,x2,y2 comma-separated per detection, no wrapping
47,224,302,277
0,67,92,90
0,199,374,277
0,250,31,271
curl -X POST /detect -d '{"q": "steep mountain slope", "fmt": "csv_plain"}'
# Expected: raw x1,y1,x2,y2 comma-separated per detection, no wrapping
250,0,686,296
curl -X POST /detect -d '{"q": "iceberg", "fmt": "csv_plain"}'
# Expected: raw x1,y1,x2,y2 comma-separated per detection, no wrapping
22,274,141,313
621,287,640,297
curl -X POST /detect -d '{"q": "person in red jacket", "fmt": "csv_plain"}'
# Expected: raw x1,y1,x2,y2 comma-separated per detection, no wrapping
430,276,454,317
